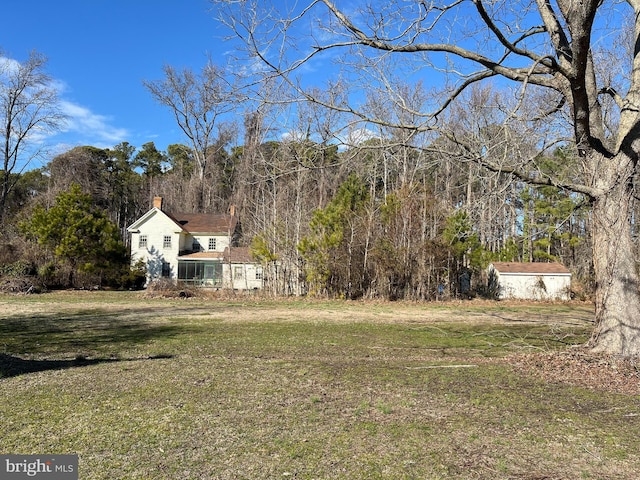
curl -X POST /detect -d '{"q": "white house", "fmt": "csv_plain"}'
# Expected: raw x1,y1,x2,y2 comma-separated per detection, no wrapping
487,262,571,301
127,197,263,290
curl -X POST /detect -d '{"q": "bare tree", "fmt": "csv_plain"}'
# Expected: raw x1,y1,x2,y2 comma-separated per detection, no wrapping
215,0,640,356
143,61,238,211
0,50,63,222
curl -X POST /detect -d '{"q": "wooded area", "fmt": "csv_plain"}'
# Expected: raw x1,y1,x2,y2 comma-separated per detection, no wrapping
2,0,640,355
0,117,594,299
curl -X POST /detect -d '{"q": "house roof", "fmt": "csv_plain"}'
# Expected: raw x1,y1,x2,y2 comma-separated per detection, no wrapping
166,212,237,234
490,262,571,275
126,208,238,235
224,247,254,263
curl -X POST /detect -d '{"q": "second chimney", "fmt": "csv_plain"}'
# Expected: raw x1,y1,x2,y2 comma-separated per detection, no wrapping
153,196,164,210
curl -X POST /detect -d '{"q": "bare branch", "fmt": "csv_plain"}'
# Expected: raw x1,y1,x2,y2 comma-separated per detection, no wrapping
534,0,573,74
473,0,555,70
0,50,64,220
600,86,624,110
318,1,557,86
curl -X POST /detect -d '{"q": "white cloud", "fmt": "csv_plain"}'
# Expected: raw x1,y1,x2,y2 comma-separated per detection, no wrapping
59,100,129,145
2,54,129,149
281,130,306,142
341,127,379,147
0,55,21,73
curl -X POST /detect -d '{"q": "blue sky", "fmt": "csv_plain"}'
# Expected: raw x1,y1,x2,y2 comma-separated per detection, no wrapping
2,0,228,166
3,1,628,172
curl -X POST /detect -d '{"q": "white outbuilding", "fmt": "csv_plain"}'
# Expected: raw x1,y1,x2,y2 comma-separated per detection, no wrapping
487,262,571,301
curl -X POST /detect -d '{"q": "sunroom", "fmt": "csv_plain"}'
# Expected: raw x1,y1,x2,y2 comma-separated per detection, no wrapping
177,259,223,287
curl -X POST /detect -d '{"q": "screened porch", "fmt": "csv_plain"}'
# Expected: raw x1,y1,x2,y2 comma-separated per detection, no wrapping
177,260,223,287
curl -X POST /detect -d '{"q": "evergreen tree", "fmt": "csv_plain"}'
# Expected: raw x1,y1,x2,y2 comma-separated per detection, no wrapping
20,184,129,288
298,174,369,297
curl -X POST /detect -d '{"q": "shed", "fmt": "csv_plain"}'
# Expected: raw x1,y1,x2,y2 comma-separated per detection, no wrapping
487,262,571,301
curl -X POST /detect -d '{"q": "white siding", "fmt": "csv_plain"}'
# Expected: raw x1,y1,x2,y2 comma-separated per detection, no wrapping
495,272,570,300
190,234,230,252
223,263,263,290
129,210,182,282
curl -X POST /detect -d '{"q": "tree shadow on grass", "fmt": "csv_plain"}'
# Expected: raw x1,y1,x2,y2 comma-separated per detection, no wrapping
0,353,173,379
486,309,594,327
0,307,196,378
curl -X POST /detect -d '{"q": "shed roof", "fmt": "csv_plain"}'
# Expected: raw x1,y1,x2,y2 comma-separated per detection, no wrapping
490,262,570,275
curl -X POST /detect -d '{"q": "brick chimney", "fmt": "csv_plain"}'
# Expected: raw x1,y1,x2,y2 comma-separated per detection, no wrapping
229,204,236,217
153,196,164,210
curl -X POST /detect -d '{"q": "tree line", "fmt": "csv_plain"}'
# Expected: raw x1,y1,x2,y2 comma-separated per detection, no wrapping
1,119,593,298
211,0,640,356
1,52,593,295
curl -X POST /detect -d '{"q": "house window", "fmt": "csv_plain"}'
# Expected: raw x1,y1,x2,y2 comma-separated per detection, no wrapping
192,239,203,252
233,266,244,280
161,262,171,278
256,267,263,280
208,238,217,250
139,235,148,248
163,235,172,249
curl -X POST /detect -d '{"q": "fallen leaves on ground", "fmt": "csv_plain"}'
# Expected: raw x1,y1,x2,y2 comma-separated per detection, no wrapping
508,349,640,395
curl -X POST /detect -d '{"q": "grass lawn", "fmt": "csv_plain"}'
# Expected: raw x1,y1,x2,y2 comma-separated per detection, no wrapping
0,291,638,479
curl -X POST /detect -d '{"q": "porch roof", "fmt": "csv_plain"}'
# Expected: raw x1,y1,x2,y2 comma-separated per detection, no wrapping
178,247,255,263
179,252,224,260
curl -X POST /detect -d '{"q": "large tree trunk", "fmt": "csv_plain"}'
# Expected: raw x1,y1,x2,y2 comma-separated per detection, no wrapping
588,152,640,356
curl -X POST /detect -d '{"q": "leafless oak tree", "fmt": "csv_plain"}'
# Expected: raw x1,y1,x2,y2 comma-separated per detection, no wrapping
215,0,640,356
144,62,238,211
0,50,63,222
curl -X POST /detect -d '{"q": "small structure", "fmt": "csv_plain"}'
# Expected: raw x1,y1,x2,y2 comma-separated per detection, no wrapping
487,262,571,301
127,197,263,290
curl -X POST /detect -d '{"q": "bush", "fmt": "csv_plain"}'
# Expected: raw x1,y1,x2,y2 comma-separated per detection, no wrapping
118,260,147,290
143,278,197,298
0,260,36,277
0,276,45,294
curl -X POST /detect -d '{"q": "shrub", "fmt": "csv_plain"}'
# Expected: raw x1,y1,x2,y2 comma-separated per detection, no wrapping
0,260,36,277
